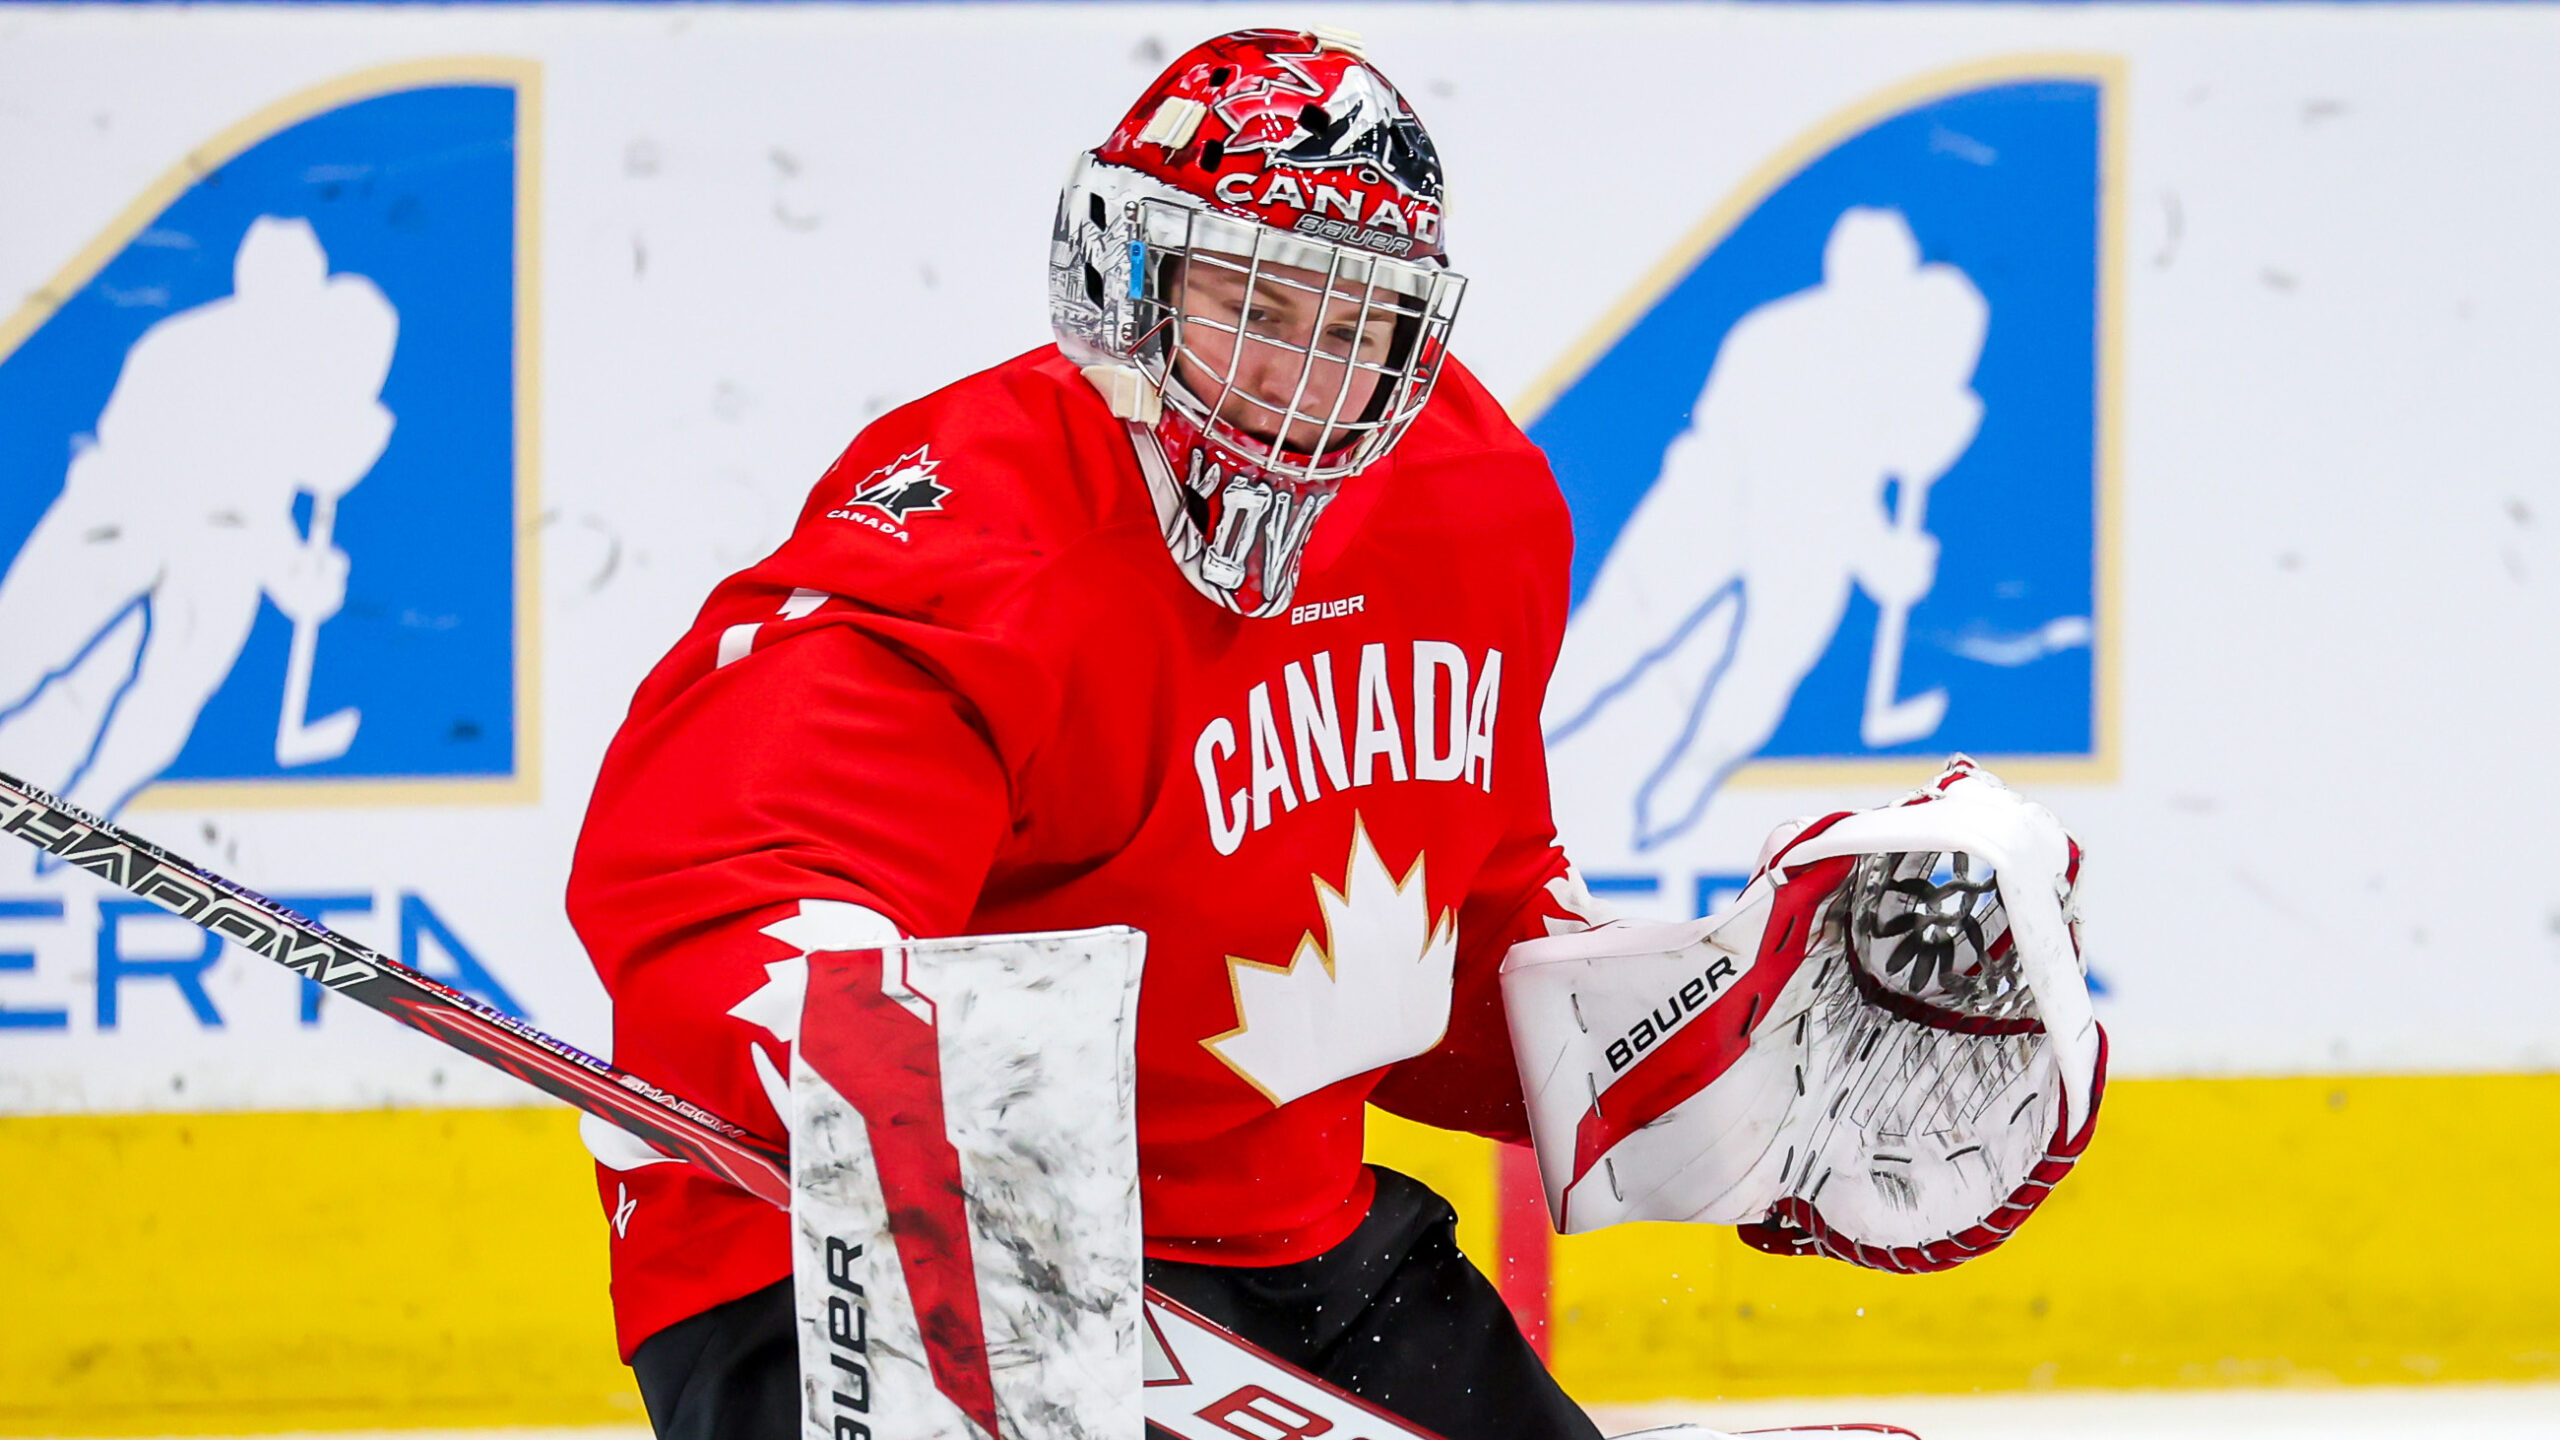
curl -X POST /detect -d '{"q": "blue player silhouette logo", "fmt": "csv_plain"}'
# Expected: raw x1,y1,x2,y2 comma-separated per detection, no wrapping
1547,208,1993,849
0,78,528,838
1531,70,2110,871
0,219,396,819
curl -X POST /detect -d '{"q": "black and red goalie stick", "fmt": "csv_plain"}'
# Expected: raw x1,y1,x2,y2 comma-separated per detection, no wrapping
0,768,1459,1440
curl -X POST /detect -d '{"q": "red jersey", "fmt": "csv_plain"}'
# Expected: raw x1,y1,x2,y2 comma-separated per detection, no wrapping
569,346,1583,1356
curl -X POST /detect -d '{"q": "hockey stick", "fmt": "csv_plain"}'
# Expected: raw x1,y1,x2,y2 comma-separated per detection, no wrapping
0,769,1447,1440
0,769,789,1206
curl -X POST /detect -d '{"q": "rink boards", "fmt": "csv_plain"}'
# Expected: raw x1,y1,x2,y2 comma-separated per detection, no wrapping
8,1080,2560,1431
2,1,2558,1433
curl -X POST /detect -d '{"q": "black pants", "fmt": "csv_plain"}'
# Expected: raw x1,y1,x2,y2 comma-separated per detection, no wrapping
631,1167,1599,1440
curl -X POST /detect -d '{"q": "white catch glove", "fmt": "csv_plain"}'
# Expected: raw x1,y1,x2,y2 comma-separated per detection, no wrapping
1503,757,2104,1273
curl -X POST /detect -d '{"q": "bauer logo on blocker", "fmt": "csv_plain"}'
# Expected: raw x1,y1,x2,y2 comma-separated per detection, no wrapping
1530,65,2115,865
0,76,533,818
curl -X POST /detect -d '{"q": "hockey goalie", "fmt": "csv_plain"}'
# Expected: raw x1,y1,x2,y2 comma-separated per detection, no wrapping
564,27,2105,1440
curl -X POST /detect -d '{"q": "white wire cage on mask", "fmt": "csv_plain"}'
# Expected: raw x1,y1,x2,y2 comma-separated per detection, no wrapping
1129,202,1465,485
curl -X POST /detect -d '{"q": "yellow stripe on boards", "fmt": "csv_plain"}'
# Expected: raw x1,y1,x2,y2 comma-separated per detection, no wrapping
1545,1072,2560,1399
6,1076,2559,1434
1373,1073,2560,1402
0,1108,639,1436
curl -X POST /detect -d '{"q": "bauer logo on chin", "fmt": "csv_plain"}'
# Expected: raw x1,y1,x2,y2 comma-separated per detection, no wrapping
0,76,530,824
1529,63,2115,905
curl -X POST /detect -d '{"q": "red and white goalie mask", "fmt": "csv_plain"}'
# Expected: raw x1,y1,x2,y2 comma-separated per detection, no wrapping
1049,28,1465,617
1502,759,2107,1273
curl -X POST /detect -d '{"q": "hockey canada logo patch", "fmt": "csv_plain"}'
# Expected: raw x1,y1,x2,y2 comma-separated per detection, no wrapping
846,446,949,522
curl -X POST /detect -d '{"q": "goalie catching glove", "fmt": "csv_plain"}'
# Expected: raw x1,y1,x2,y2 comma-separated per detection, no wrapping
1501,758,2104,1272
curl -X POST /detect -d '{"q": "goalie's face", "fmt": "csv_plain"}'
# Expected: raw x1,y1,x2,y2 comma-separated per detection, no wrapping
1043,30,1466,615
1169,255,1402,459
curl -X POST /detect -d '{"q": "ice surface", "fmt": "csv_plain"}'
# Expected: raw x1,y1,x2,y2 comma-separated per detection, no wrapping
1590,1383,2560,1439
81,1382,2560,1440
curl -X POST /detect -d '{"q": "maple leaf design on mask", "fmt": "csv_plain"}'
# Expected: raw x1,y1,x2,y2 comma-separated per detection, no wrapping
1204,817,1458,1106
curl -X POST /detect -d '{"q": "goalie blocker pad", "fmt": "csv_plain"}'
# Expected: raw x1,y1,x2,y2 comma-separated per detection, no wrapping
790,925,1147,1440
1502,759,2106,1273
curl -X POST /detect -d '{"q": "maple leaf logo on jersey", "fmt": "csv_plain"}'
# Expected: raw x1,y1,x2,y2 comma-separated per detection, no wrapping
847,445,950,521
1204,817,1458,1106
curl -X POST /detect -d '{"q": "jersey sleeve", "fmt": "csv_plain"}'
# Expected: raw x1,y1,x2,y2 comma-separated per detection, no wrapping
568,579,1054,1148
567,371,1099,1351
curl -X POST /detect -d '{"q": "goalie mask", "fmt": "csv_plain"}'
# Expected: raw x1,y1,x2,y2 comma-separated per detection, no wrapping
1050,28,1465,617
1501,758,2107,1273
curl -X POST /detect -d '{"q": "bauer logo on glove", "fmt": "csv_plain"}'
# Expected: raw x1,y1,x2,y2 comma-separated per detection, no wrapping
1501,757,2105,1273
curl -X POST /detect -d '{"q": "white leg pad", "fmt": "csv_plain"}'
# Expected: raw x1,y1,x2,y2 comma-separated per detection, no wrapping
791,926,1147,1440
